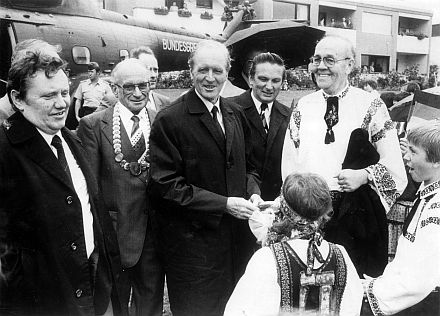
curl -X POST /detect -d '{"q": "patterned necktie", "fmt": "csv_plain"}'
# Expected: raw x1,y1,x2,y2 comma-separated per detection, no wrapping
211,106,225,138
131,115,146,157
260,102,269,133
324,96,339,144
51,135,73,185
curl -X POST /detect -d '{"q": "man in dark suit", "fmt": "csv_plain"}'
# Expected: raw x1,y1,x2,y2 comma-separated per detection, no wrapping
0,49,122,315
130,46,171,111
78,58,164,316
229,52,291,201
149,40,261,316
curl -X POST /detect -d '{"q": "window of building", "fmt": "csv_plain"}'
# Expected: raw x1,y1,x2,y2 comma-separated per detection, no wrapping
273,1,310,21
72,46,90,65
196,0,212,9
166,0,184,9
362,12,392,35
361,54,389,73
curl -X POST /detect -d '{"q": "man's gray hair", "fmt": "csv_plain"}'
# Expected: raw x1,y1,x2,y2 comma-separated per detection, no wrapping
188,40,231,72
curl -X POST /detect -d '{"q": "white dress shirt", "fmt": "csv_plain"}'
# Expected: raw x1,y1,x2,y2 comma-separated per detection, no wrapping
37,129,95,258
251,91,273,127
195,89,225,133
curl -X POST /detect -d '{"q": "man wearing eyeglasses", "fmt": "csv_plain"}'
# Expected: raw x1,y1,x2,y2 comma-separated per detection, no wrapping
130,46,170,111
77,58,165,316
282,35,407,278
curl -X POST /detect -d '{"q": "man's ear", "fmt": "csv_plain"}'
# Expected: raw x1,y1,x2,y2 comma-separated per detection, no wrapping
10,90,25,112
111,85,119,98
346,59,355,75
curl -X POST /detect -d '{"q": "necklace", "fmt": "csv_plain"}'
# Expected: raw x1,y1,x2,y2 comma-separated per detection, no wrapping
112,104,150,176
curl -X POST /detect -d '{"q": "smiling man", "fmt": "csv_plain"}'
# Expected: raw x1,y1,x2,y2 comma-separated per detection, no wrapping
282,35,407,278
78,58,164,316
228,52,291,201
149,40,261,316
0,51,122,315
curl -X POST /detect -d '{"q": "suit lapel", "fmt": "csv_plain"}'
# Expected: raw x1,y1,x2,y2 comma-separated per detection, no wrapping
5,112,74,189
243,91,267,139
265,100,290,158
187,89,226,153
101,107,114,147
221,98,235,159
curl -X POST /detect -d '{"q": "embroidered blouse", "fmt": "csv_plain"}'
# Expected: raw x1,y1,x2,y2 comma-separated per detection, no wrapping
224,239,363,315
282,86,407,212
366,180,440,315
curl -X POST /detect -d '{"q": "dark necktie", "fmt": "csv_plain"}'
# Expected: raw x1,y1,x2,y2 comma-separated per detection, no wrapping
211,106,225,138
131,115,146,157
260,102,269,133
324,96,339,144
402,193,433,235
51,135,73,185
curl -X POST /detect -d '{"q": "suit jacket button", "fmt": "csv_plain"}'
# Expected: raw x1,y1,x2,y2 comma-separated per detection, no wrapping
70,242,77,251
66,196,73,204
75,289,82,298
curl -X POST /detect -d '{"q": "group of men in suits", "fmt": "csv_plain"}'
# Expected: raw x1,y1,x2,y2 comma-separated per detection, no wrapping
0,37,291,316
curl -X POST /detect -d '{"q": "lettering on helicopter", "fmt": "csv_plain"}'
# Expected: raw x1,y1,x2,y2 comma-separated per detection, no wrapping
162,39,198,53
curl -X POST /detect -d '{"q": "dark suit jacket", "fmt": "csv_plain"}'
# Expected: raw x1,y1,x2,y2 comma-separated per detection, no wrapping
148,88,260,311
0,112,122,316
151,91,171,111
77,105,157,268
229,90,291,200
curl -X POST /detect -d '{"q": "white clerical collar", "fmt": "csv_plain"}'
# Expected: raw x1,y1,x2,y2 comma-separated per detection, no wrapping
250,91,273,114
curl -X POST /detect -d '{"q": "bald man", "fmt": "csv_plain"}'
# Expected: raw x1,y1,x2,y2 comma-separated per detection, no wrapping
78,59,164,316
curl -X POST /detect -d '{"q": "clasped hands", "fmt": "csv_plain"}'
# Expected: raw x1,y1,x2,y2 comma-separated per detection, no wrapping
225,194,264,220
335,169,369,192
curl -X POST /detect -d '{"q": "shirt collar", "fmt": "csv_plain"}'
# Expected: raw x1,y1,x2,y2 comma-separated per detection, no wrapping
36,128,62,147
418,180,440,199
250,90,273,113
116,101,147,121
322,84,350,100
195,89,221,113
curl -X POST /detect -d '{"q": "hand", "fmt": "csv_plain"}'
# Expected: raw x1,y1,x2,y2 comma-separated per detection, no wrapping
249,194,264,206
400,137,409,157
336,169,368,192
226,197,259,220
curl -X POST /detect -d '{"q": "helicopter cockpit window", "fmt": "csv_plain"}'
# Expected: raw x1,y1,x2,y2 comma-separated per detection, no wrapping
72,46,91,65
119,49,129,61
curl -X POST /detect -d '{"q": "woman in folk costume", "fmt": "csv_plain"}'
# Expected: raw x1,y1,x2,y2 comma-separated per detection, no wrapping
224,172,363,316
364,120,440,316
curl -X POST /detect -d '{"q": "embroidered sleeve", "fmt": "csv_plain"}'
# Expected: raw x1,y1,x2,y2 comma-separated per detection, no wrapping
361,98,407,211
366,279,385,316
288,104,301,149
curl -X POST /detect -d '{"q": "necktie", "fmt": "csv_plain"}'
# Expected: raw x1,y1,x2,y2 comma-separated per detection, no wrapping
324,96,339,144
402,193,433,235
211,106,225,138
51,135,73,185
131,115,146,157
260,103,269,133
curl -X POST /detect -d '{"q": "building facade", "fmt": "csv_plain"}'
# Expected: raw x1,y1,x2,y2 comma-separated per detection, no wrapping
102,0,433,74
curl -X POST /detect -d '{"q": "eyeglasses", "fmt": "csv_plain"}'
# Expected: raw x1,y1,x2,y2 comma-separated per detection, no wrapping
115,82,149,94
309,56,351,67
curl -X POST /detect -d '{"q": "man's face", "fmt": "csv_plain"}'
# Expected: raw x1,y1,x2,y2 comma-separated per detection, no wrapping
404,142,436,185
250,62,284,104
88,69,99,81
113,63,150,114
14,69,70,135
191,47,228,103
311,38,352,95
138,53,159,89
